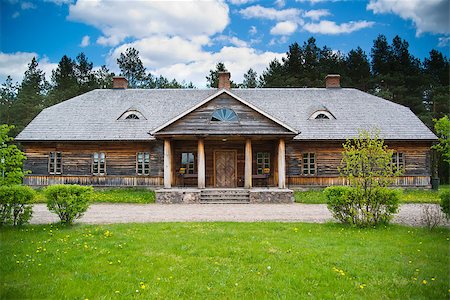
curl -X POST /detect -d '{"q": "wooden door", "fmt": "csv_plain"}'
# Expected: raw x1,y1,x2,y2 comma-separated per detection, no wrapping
214,150,237,188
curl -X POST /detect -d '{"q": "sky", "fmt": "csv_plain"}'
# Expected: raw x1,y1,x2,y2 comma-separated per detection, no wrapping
0,0,449,87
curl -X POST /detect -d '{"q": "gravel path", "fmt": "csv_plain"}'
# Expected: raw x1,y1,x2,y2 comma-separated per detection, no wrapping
30,203,448,227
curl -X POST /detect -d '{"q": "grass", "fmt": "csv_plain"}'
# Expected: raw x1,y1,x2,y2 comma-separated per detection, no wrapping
295,185,450,204
0,222,448,299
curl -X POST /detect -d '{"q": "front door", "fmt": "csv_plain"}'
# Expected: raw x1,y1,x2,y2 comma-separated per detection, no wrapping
214,150,237,188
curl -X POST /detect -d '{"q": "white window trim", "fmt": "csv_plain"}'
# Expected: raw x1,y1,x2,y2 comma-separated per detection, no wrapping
118,110,146,121
309,110,334,120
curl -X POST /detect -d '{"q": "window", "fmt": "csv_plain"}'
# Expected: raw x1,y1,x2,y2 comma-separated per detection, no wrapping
125,114,139,120
256,152,270,175
392,152,405,171
48,152,62,174
302,153,316,175
211,108,238,122
93,152,106,175
309,110,334,120
181,152,195,174
315,113,329,119
137,152,150,175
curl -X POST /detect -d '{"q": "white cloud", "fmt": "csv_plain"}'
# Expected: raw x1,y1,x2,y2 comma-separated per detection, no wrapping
270,21,298,35
44,0,74,5
79,35,90,47
214,35,249,47
107,37,284,87
367,0,449,36
249,25,257,35
296,0,342,4
20,2,36,10
68,0,230,46
303,9,331,21
229,0,256,5
438,36,450,47
275,0,286,8
0,52,57,83
12,11,20,18
303,20,374,34
239,5,302,22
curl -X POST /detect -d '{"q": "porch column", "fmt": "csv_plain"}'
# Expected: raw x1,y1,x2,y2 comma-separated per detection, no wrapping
277,138,286,189
244,138,252,189
164,139,172,188
197,138,205,189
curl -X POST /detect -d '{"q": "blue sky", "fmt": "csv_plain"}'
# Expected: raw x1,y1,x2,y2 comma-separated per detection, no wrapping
1,0,449,87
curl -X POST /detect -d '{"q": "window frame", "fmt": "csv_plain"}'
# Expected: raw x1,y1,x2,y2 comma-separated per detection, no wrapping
309,110,334,120
48,151,62,175
210,107,239,122
181,152,195,174
302,152,316,176
136,152,150,175
391,152,405,172
256,152,270,175
92,152,106,175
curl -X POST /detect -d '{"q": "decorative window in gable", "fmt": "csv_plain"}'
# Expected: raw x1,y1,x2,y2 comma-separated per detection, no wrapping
309,110,334,120
118,110,146,121
211,108,238,122
48,152,62,175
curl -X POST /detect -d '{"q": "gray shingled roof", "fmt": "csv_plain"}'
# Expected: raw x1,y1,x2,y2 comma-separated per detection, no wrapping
16,88,437,141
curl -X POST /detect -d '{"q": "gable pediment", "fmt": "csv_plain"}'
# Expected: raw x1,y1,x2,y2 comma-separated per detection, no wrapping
152,90,298,136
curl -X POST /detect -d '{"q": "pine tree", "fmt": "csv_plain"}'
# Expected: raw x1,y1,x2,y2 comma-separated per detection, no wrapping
259,58,286,87
47,55,78,106
94,65,115,89
10,57,47,135
75,53,96,93
0,76,18,125
205,62,237,88
117,48,146,88
345,47,371,91
241,68,258,88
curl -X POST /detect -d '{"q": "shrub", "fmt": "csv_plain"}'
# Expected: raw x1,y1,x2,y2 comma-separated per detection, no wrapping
325,186,400,227
440,190,450,219
45,184,93,225
0,185,34,226
421,205,443,230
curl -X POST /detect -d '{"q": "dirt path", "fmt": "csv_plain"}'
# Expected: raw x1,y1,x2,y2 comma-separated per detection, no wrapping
29,203,448,227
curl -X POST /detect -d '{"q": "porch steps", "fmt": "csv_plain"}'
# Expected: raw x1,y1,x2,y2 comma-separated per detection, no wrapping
200,189,250,204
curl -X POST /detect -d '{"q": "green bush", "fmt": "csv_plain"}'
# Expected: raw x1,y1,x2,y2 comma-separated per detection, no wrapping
440,190,450,219
0,185,34,226
325,186,400,227
44,184,93,225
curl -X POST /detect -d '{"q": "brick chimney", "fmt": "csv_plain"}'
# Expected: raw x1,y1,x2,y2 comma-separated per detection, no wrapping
113,76,128,89
218,71,231,90
325,74,341,88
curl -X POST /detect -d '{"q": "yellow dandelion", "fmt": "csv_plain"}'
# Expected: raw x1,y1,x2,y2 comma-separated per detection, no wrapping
431,277,435,281
422,280,427,285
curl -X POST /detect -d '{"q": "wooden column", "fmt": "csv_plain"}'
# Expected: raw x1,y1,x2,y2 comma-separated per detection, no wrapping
277,138,286,189
164,139,172,188
197,138,205,189
244,138,252,189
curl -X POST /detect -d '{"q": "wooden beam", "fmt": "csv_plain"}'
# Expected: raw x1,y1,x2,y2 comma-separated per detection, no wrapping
244,138,252,188
278,138,286,189
164,139,172,188
197,138,205,188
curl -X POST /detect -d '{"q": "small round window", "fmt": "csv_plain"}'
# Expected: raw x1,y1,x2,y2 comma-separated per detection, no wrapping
211,108,238,122
125,114,140,120
315,113,329,119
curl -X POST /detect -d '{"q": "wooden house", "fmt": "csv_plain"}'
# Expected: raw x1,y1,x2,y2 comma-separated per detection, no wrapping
16,73,437,203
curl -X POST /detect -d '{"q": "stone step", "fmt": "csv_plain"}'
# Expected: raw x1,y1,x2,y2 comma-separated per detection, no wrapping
200,199,250,204
200,190,250,204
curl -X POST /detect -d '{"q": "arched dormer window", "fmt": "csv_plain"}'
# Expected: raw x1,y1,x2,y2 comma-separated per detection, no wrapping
309,110,335,120
125,114,140,120
118,109,146,121
211,108,238,122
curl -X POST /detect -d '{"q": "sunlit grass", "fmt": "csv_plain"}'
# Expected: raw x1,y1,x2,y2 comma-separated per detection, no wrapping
1,223,448,299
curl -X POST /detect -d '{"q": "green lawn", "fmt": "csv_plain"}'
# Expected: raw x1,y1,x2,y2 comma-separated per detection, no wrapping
295,185,450,204
33,187,155,204
1,223,448,299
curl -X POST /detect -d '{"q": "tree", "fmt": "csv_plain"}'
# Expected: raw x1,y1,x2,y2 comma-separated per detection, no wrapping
11,57,47,135
423,50,449,121
241,68,258,88
259,58,286,87
75,53,96,93
325,130,402,227
0,76,18,125
432,116,450,164
47,55,78,106
345,47,370,91
94,65,115,89
205,62,237,88
0,124,29,185
117,47,146,88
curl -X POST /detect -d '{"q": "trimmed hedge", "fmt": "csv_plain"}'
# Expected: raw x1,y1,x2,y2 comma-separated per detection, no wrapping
0,185,34,226
44,184,93,225
440,190,450,219
325,186,400,227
